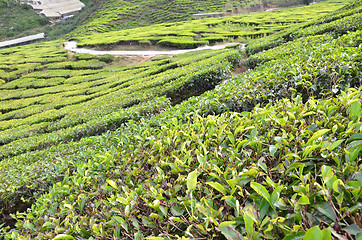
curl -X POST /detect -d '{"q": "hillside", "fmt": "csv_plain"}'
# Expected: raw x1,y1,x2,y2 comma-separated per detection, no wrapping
0,1,48,40
72,0,350,49
67,0,308,37
0,0,104,41
0,0,361,239
0,0,308,41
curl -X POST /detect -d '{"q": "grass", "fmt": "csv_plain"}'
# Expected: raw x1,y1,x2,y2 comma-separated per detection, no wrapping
0,2,48,40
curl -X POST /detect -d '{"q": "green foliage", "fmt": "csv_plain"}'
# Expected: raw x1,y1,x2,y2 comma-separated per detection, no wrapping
158,37,209,49
304,226,331,240
0,41,241,160
69,0,345,40
73,53,97,60
245,0,362,55
74,0,348,49
2,88,360,239
68,0,237,37
0,1,48,39
98,54,115,63
46,59,107,70
0,1,361,239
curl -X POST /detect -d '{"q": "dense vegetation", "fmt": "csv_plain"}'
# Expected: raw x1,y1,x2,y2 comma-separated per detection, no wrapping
0,0,310,41
68,0,311,38
0,1,48,40
73,0,348,49
0,42,241,160
0,0,104,41
0,0,361,239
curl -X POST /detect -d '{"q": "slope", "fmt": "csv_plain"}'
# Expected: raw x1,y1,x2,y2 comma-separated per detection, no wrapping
0,0,103,41
67,0,317,38
72,0,350,49
0,1,48,40
0,0,361,239
0,44,241,161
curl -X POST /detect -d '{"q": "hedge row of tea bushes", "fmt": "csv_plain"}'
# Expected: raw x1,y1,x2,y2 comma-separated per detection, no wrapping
0,44,242,160
0,95,172,222
1,90,360,238
0,43,68,83
5,88,361,240
0,42,241,229
245,0,362,55
68,0,255,37
73,0,348,49
0,1,361,238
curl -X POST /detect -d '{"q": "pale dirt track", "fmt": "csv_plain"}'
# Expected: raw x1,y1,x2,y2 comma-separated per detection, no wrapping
63,41,243,56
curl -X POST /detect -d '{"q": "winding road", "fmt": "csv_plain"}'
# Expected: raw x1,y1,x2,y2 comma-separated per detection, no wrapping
64,41,242,56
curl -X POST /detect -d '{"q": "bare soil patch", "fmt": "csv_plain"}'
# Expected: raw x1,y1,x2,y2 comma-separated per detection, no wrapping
113,55,168,66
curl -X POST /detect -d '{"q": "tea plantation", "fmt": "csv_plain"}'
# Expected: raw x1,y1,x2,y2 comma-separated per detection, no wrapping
73,0,349,49
0,0,361,239
67,0,312,38
0,43,241,160
0,0,314,41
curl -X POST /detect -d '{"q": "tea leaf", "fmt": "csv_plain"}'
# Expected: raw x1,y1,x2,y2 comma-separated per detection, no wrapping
53,234,75,240
217,225,243,240
250,182,270,203
307,129,330,145
327,139,344,151
269,145,278,157
106,179,118,189
349,101,361,120
304,226,331,240
187,170,198,191
298,195,310,205
207,182,228,195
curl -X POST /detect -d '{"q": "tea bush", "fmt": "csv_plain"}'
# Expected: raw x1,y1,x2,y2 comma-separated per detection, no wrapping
245,0,362,55
3,88,360,239
74,0,347,49
98,54,116,63
0,1,361,239
0,44,242,160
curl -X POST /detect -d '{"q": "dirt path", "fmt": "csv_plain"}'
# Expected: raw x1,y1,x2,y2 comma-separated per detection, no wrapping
64,41,243,56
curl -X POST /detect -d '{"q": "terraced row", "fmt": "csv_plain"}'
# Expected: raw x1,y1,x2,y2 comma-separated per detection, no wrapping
69,0,254,37
0,43,242,160
0,1,361,238
245,0,362,55
73,0,349,49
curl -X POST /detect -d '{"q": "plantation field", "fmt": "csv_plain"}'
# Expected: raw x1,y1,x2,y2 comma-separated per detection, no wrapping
0,0,361,239
0,41,241,161
245,0,362,55
73,0,350,49
68,0,307,38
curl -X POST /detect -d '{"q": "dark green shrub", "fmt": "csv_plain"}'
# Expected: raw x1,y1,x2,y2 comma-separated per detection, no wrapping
98,54,115,63
74,53,96,60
